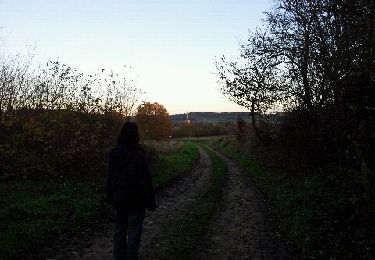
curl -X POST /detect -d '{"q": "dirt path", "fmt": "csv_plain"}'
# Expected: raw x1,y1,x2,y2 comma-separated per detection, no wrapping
44,147,212,259
139,146,212,259
193,149,291,260
40,146,291,259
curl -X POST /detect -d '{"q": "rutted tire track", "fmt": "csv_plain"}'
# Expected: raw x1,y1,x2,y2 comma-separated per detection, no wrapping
139,147,212,259
194,149,291,260
41,146,291,260
48,147,212,260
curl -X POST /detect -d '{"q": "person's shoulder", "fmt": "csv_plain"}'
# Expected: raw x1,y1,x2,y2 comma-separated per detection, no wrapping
137,145,146,153
109,144,124,156
112,144,145,159
108,145,125,164
130,145,147,163
134,145,146,157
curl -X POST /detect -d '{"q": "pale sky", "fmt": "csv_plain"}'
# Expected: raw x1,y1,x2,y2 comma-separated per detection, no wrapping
0,0,272,114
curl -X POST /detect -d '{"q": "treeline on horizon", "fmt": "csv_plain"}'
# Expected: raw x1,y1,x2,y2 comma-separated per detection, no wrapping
217,0,374,257
170,112,284,138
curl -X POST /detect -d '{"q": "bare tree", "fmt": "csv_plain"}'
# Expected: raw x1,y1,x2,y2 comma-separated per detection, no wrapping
216,32,285,135
0,51,143,119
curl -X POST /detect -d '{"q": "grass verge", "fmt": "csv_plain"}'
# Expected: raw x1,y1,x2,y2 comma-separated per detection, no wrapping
0,140,200,259
151,144,227,259
0,181,103,259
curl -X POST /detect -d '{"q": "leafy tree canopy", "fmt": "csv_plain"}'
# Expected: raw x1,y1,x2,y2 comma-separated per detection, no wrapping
135,102,172,140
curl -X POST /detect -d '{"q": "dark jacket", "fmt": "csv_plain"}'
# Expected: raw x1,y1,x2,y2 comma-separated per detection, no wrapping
106,144,157,212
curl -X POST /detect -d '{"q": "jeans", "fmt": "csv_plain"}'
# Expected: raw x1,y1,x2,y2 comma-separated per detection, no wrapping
113,209,145,260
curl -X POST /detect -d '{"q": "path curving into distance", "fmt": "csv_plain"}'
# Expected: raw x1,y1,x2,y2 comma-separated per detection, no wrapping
193,148,292,260
41,145,291,259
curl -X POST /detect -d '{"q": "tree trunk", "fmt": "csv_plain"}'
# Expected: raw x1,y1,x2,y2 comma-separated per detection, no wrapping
250,98,259,138
302,31,313,112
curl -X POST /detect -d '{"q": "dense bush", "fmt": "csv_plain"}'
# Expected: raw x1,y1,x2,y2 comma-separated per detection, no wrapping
1,109,122,181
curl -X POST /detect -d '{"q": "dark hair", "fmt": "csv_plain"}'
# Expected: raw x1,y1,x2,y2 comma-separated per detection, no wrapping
117,121,139,146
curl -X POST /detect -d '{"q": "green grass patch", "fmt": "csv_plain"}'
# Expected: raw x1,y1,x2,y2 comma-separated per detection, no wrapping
151,141,200,189
0,180,104,259
152,144,227,259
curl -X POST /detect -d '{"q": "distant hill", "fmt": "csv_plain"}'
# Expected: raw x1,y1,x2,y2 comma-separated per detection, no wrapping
170,112,284,124
170,112,251,124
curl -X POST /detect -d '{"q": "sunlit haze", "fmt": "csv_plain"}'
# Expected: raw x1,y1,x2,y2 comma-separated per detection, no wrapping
0,0,272,114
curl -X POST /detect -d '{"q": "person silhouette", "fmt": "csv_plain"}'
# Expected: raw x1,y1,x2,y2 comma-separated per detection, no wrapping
106,121,157,260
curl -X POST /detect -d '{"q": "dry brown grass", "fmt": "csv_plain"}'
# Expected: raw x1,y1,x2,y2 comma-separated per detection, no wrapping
141,140,184,155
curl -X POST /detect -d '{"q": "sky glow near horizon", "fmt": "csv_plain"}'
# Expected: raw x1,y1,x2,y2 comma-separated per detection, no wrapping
0,0,272,114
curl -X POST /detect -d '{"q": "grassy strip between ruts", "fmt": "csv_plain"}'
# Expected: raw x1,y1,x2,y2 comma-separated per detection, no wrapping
150,144,227,259
151,140,200,190
0,140,199,259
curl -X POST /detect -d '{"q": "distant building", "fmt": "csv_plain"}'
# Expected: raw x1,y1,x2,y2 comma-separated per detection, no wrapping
185,112,191,124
